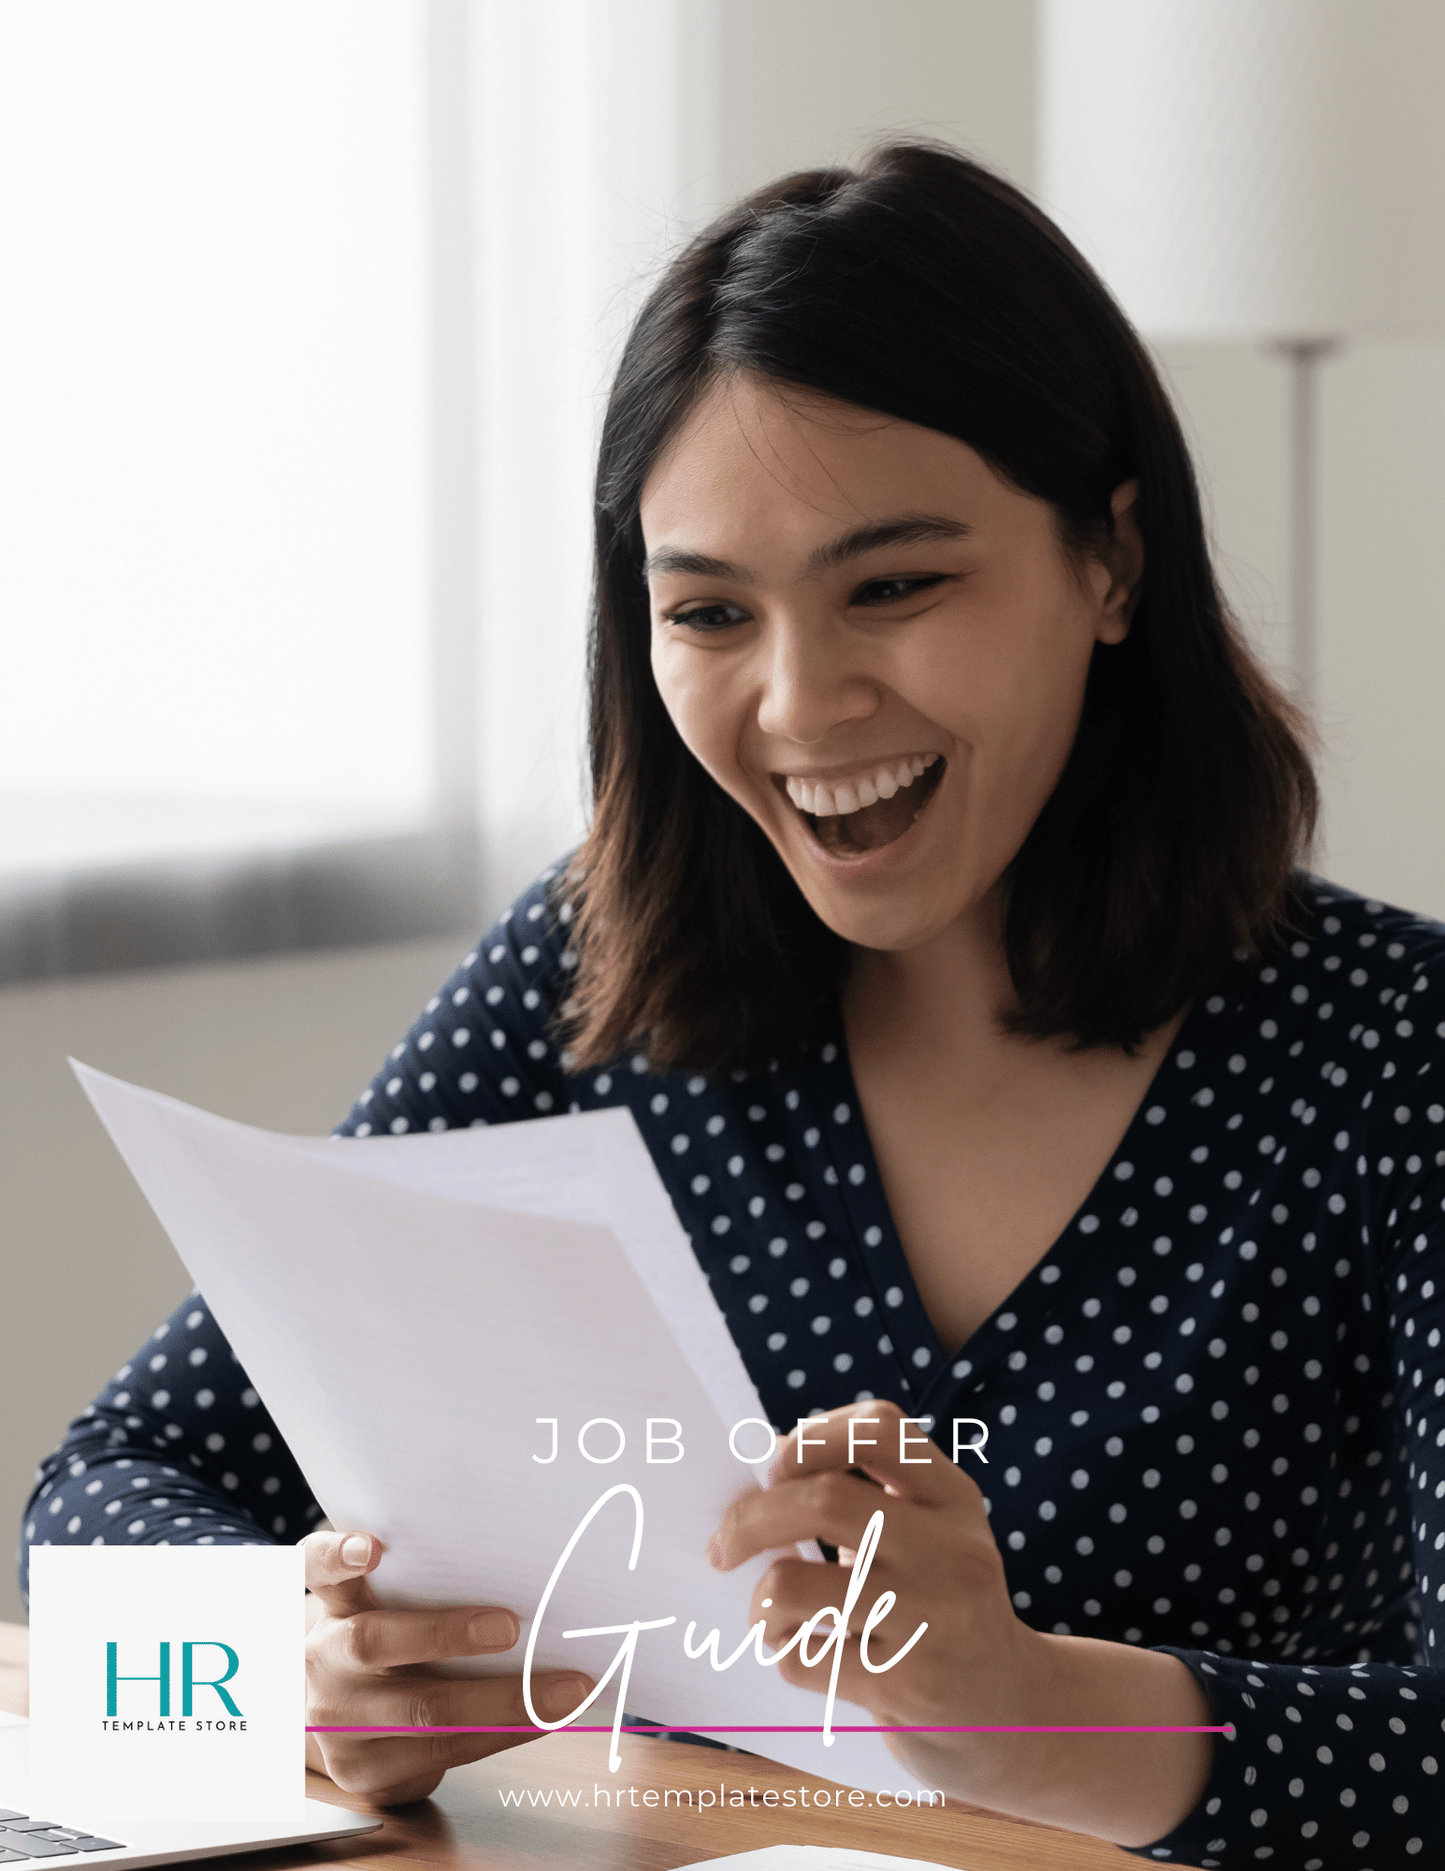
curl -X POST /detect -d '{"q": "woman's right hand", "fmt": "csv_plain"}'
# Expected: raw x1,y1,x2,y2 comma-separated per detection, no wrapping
302,1528,595,1807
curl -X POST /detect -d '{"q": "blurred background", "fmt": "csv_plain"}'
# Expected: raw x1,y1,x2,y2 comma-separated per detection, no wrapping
3,0,1442,1623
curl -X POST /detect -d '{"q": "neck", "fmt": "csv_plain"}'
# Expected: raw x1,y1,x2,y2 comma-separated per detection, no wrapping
843,886,1025,1069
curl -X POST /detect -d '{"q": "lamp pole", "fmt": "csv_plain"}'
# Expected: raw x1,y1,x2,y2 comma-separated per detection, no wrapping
1270,336,1339,712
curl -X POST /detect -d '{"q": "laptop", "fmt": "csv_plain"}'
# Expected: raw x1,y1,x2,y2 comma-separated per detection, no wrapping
0,1713,382,1867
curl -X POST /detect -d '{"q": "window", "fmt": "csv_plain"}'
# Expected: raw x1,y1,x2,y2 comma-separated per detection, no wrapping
0,0,469,976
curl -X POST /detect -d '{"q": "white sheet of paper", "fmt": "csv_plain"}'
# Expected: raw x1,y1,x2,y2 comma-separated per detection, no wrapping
72,1062,925,1795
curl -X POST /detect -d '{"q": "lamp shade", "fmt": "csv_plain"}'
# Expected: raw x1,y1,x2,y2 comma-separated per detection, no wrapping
1037,0,1445,339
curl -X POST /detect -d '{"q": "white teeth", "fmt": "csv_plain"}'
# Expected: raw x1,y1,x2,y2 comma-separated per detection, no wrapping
782,755,941,818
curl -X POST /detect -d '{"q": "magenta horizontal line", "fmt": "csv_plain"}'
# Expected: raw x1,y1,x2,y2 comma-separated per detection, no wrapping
307,1723,1229,1735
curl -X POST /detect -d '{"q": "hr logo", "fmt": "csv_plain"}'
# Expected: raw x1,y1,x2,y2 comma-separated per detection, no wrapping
30,1545,301,1822
105,1642,243,1718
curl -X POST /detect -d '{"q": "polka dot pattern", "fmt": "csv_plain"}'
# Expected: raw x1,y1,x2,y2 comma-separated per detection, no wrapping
18,1294,323,1593
20,868,1445,1867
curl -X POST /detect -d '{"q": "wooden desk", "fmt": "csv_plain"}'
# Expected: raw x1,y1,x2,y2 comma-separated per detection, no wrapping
0,1623,1139,1869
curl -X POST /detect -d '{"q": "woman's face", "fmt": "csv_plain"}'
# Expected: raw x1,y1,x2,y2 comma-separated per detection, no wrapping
640,374,1141,955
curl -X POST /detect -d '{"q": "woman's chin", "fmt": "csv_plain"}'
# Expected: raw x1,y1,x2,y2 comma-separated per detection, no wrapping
793,868,968,954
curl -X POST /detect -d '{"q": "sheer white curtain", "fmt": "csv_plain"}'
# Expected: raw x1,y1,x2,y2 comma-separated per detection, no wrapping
0,0,433,873
467,0,722,917
0,0,721,972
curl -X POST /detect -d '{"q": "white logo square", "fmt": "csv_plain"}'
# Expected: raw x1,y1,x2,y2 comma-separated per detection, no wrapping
28,1545,306,1822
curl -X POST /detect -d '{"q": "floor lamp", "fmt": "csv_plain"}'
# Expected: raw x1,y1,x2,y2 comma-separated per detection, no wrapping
1037,0,1445,715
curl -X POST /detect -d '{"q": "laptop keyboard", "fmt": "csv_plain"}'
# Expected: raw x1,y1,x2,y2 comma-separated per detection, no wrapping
0,1812,126,1858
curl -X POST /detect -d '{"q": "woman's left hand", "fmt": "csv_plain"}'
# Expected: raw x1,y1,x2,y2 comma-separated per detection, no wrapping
705,1397,1044,1802
705,1398,1215,1846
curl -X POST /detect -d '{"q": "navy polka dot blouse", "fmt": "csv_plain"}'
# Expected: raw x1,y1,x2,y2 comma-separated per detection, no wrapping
20,866,1445,1868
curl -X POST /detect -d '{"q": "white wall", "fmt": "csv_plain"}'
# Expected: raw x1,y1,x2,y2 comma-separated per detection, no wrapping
714,0,1035,195
1154,338,1445,923
1313,343,1445,914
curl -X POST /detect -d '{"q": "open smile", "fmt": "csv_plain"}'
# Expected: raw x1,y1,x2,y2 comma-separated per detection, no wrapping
775,753,945,856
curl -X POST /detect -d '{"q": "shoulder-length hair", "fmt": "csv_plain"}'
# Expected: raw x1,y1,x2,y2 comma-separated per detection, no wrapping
558,139,1317,1076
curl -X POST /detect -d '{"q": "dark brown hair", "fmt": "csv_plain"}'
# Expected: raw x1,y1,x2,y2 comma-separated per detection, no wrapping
558,139,1318,1075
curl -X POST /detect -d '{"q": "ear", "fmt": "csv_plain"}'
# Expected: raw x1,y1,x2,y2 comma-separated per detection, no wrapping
1095,479,1143,645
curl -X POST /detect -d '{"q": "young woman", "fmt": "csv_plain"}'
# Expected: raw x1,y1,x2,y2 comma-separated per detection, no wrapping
23,143,1445,1868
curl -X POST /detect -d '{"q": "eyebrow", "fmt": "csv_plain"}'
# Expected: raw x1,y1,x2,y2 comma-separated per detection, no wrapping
641,512,974,583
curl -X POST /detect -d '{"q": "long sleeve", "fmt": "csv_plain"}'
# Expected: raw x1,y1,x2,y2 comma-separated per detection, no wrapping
1121,903,1445,1867
18,1289,323,1608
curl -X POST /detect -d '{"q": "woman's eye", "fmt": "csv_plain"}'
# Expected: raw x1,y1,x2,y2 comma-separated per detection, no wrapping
854,574,948,605
667,603,744,632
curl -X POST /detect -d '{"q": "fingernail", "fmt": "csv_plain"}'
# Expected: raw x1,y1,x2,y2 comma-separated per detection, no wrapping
467,1610,518,1650
705,1534,724,1568
340,1535,371,1569
540,1675,590,1719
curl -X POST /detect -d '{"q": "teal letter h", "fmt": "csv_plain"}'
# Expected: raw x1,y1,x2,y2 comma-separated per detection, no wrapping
106,1642,169,1717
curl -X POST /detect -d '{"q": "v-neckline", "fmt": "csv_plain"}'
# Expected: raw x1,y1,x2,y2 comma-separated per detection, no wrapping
811,991,1210,1411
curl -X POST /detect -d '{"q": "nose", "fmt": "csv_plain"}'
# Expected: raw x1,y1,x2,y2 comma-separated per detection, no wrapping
753,612,880,747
